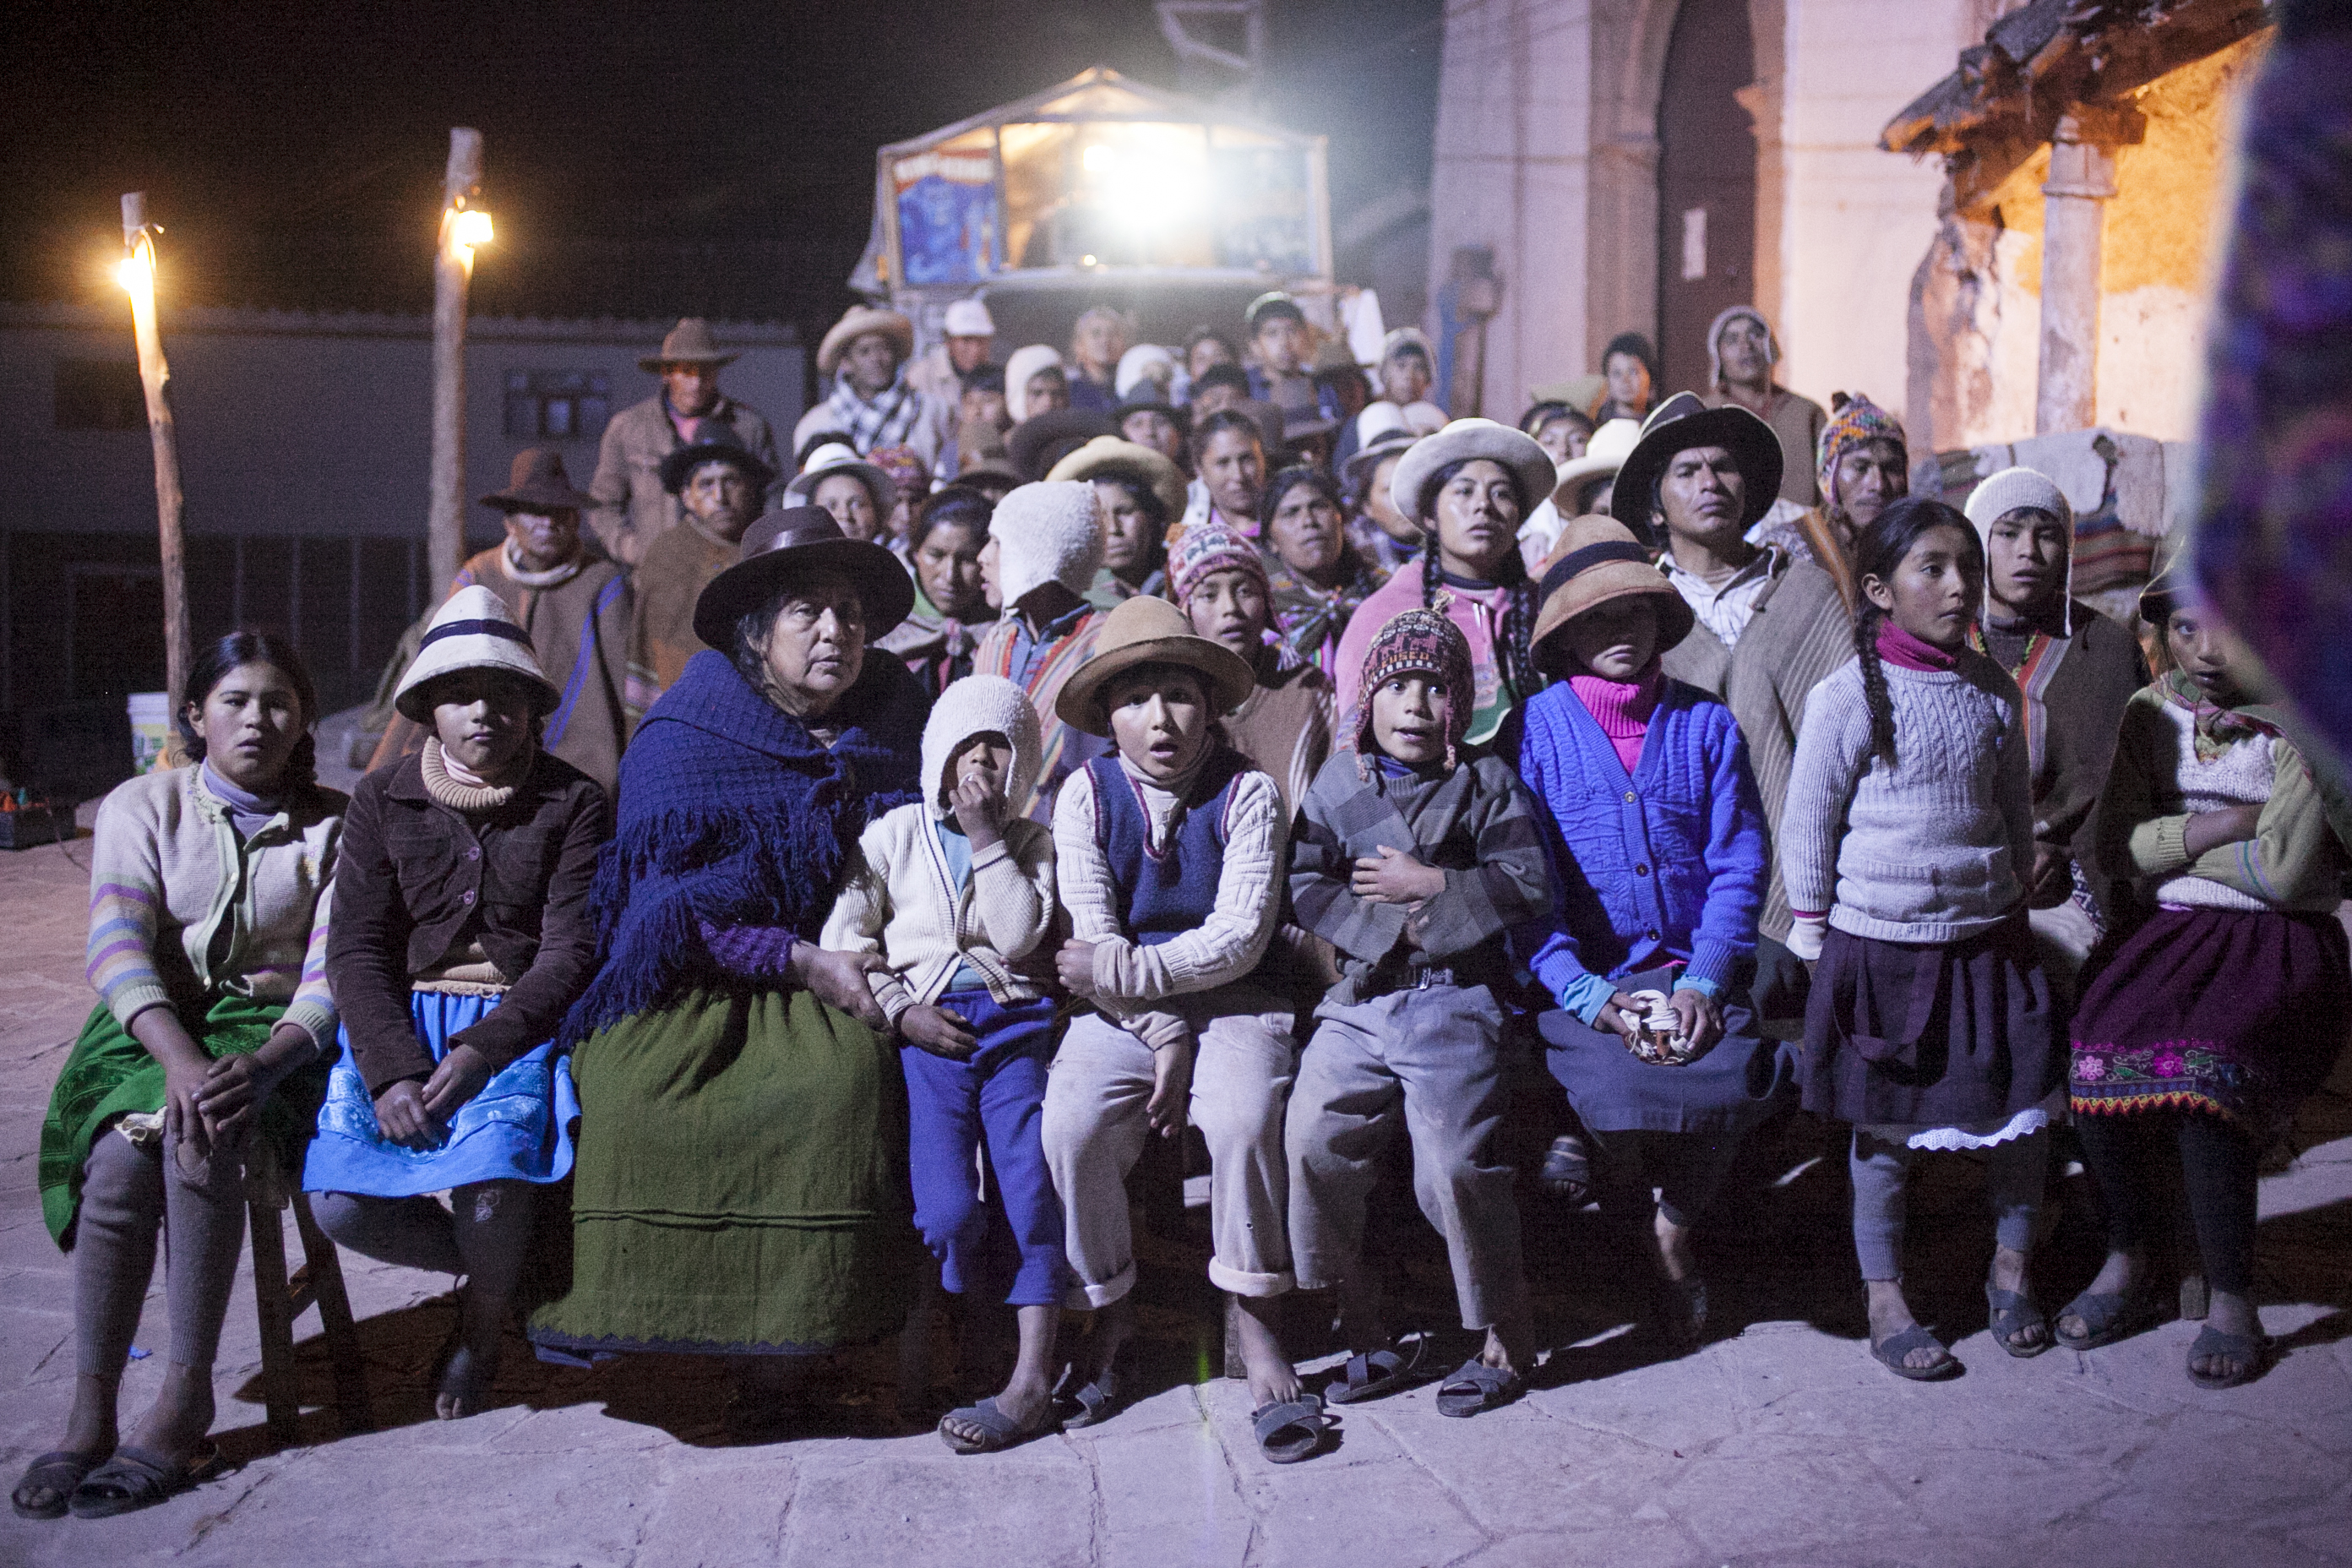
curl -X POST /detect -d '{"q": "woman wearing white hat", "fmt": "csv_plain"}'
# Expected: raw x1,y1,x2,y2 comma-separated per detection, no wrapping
305,585,607,1420
786,443,900,545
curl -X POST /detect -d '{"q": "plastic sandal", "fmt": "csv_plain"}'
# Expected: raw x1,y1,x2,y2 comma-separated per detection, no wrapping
1869,1325,1959,1381
1656,1276,1709,1348
1435,1358,1525,1418
938,1395,1060,1454
11,1451,104,1521
1250,1395,1334,1463
1985,1285,2054,1358
1538,1134,1592,1203
2186,1325,2272,1390
2052,1290,2150,1351
67,1443,224,1520
1324,1337,1429,1405
1053,1360,1123,1429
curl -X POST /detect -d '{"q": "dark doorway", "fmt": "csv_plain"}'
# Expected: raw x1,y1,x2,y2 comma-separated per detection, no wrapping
68,563,166,704
1656,0,1758,400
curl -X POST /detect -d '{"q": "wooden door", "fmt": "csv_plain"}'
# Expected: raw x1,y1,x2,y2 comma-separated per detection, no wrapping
1656,0,1759,401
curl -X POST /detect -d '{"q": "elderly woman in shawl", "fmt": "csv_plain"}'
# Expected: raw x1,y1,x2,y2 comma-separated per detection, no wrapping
527,505,929,1423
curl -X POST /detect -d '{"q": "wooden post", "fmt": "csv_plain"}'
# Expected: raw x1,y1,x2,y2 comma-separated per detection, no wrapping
427,128,486,598
120,193,190,709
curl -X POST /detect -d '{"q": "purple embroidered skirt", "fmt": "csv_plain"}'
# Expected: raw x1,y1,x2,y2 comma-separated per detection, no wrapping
2071,905,2349,1135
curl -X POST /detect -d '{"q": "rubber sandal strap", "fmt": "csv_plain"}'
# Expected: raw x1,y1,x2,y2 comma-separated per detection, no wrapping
1870,1326,1957,1380
68,1444,208,1519
1435,1358,1522,1416
1985,1286,2051,1357
940,1396,1054,1452
2052,1290,2138,1349
2186,1325,2271,1389
1251,1396,1331,1462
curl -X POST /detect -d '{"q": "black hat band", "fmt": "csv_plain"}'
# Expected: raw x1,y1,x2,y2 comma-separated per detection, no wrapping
420,618,534,650
1540,539,1653,600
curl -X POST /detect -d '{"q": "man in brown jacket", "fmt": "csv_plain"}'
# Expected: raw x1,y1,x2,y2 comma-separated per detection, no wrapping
589,318,780,567
624,431,774,711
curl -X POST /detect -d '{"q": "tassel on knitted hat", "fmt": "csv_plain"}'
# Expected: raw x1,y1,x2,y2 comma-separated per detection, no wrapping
921,674,1042,816
988,480,1104,609
1350,603,1474,774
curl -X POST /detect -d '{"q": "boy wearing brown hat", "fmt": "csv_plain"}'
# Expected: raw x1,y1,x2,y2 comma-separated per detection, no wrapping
1039,596,1327,1461
1284,607,1552,1418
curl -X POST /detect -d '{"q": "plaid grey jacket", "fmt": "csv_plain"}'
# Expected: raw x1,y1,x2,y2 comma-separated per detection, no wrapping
1288,749,1552,1005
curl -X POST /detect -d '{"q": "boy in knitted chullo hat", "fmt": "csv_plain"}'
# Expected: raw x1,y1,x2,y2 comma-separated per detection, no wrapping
1284,604,1551,1418
821,674,1064,1453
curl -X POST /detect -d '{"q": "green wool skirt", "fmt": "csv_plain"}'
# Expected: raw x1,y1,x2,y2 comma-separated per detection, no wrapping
37,994,328,1248
527,987,918,1360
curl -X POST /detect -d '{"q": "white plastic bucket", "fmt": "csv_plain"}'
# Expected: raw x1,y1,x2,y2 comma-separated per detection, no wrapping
126,692,171,775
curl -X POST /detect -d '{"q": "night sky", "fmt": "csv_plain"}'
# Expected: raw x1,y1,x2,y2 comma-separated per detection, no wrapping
0,0,1442,342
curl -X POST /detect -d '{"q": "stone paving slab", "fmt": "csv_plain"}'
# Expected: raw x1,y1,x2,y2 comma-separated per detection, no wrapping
0,836,2347,1567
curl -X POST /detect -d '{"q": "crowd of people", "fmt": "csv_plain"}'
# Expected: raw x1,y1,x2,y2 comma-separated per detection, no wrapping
18,288,2349,1520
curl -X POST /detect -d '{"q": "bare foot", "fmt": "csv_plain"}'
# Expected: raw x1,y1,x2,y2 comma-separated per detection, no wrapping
2056,1248,2142,1343
2190,1289,2265,1383
123,1363,215,1465
1232,1294,1302,1409
435,1338,501,1420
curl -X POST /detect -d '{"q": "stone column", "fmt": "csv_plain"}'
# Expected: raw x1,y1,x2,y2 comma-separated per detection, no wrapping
2035,106,2143,435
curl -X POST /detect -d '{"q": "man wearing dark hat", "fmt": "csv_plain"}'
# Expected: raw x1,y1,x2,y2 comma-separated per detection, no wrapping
370,449,636,798
590,318,781,569
793,303,942,475
626,432,777,709
1625,394,1859,1014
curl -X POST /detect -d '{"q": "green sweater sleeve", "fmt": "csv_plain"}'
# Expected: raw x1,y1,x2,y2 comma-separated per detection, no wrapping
2097,690,2195,880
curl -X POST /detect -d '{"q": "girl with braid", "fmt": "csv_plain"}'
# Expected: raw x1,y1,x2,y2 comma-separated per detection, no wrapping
1780,498,2065,1381
1332,421,1555,751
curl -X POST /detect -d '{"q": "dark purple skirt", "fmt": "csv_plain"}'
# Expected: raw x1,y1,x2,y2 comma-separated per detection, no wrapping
2071,904,2350,1136
1800,913,2063,1127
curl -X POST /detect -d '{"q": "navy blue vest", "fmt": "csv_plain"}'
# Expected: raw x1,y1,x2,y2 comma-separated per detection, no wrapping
1088,748,1253,947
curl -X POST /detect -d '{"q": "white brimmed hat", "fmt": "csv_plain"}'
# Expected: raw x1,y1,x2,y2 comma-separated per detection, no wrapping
1388,417,1558,523
394,585,558,722
943,298,995,338
1549,416,1643,508
785,443,899,515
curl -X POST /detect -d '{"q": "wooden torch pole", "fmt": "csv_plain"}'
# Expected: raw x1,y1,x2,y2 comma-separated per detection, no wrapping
120,193,190,711
427,128,486,599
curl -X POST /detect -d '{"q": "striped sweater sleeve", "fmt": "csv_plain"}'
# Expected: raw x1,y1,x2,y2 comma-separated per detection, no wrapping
86,787,172,1031
280,871,340,1048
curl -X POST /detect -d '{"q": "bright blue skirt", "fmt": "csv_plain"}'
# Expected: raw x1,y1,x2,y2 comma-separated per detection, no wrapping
302,989,578,1196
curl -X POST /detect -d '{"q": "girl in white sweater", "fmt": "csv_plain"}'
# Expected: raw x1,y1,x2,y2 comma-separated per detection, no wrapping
1782,498,2064,1380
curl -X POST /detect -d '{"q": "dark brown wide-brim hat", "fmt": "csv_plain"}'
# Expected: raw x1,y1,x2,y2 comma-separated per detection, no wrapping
482,447,598,514
658,429,776,497
1054,594,1256,738
638,317,740,373
693,504,917,648
1530,514,1696,663
1610,391,1783,542
1009,408,1115,482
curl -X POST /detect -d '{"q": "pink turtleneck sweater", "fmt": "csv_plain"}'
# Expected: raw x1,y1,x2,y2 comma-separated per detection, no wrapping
1567,660,1665,774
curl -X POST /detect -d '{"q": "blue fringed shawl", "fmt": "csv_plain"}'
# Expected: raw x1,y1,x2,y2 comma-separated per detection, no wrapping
560,649,927,1046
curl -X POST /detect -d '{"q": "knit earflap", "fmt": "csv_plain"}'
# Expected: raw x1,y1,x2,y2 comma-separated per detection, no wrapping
922,674,1043,815
988,480,1104,608
1350,601,1475,775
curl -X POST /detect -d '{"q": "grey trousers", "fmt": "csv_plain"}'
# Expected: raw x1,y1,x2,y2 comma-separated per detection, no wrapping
1042,987,1297,1307
1850,1128,2050,1282
75,1129,249,1377
1284,984,1529,1332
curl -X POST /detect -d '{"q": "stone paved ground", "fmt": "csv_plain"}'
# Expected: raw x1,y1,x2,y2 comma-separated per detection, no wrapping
1,832,2348,1568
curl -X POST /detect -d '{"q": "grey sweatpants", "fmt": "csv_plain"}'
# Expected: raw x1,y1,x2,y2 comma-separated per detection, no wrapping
1849,1128,2050,1282
74,1129,250,1377
1284,984,1528,1332
1043,986,1297,1307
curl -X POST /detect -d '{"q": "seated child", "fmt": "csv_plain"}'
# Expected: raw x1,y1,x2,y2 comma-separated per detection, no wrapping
1039,595,1327,1462
1286,606,1549,1417
1516,519,1794,1347
821,675,1064,1452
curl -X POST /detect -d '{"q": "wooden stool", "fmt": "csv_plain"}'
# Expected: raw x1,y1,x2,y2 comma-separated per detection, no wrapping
247,1190,372,1446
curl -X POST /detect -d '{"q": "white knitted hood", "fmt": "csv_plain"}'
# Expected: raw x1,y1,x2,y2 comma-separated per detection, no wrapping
922,674,1042,816
988,480,1103,608
1964,466,2076,637
1004,345,1064,423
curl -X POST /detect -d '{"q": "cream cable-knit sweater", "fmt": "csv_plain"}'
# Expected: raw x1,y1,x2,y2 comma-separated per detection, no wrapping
1780,657,2033,944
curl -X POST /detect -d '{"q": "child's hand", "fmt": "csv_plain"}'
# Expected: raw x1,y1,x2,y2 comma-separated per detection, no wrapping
2026,843,2073,909
373,1081,440,1149
1147,1036,1195,1140
901,1004,979,1059
1594,992,1646,1046
1057,939,1101,999
1668,988,1723,1061
1352,845,1446,906
2184,803,2264,858
950,772,1009,851
422,1043,495,1122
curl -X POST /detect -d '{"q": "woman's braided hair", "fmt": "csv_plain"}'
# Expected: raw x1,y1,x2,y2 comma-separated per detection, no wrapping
1849,495,1983,769
1418,456,1541,704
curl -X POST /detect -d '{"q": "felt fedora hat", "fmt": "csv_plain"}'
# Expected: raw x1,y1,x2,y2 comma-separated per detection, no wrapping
1387,417,1557,524
1053,594,1256,738
638,317,739,373
1529,514,1695,665
1549,417,1643,508
693,504,917,649
1342,426,1417,497
1048,435,1187,522
1610,391,1783,542
1008,408,1115,482
658,428,776,497
481,447,598,514
784,443,899,516
394,585,561,721
817,305,915,377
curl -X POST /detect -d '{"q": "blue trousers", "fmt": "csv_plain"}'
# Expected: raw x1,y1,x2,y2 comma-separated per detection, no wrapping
901,991,1065,1306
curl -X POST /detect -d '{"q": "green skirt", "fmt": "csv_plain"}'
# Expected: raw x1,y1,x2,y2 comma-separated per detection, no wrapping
37,994,329,1248
527,987,918,1360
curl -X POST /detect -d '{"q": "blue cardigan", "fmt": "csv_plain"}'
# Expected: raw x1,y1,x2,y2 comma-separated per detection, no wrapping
1516,677,1767,1019
559,648,926,1046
